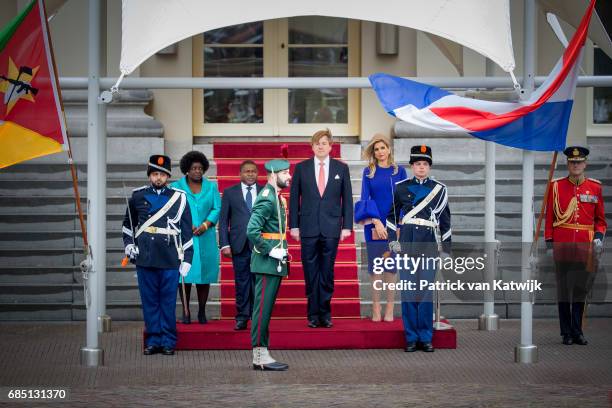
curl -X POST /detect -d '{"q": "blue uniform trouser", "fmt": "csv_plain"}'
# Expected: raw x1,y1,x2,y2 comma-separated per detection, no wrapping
398,225,437,343
400,263,435,343
137,266,179,348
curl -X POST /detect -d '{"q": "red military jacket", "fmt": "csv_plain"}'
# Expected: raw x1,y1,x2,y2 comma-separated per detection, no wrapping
545,176,607,262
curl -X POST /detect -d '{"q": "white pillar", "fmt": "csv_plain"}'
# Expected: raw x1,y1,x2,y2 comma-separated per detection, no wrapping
97,100,110,333
80,0,104,367
515,0,538,364
479,59,499,330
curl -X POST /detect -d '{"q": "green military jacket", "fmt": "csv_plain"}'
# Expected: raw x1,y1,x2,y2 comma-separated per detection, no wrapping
246,183,288,277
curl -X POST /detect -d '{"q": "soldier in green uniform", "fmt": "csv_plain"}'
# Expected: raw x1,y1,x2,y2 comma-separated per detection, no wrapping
247,159,291,371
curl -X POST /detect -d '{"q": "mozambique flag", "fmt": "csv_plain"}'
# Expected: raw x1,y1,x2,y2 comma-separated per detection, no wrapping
0,0,67,169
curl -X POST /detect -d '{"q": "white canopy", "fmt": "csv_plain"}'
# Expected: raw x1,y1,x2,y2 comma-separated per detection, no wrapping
119,0,516,75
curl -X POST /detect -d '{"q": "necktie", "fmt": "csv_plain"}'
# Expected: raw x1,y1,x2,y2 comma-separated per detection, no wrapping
246,186,253,212
318,161,326,197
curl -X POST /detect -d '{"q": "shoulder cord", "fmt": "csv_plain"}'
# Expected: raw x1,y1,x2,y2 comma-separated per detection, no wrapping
552,181,577,227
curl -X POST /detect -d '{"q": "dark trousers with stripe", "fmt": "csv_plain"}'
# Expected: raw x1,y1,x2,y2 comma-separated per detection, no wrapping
555,261,592,337
251,273,282,348
233,246,255,322
137,266,179,348
301,235,339,322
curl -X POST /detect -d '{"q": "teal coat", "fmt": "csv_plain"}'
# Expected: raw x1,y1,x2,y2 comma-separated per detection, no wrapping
171,177,221,284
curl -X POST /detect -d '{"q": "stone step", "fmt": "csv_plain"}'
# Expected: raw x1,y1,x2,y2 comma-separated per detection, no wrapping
0,193,608,215
1,174,610,199
10,209,610,232
3,299,612,321
3,159,608,183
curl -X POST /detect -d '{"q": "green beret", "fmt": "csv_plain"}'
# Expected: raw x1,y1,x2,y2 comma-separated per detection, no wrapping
265,159,290,173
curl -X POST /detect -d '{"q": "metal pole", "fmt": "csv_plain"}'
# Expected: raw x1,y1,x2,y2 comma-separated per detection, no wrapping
55,75,612,90
80,0,104,367
479,58,499,331
97,100,111,333
515,0,538,364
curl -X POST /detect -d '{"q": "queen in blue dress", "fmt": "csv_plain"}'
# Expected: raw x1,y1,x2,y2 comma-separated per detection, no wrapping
354,134,407,322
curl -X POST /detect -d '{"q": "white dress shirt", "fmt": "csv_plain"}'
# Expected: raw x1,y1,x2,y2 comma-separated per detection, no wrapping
313,156,330,187
241,182,257,208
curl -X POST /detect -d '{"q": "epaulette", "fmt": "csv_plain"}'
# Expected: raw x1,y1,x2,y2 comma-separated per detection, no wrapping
551,177,564,183
132,185,148,192
261,188,270,197
588,178,601,184
395,178,408,185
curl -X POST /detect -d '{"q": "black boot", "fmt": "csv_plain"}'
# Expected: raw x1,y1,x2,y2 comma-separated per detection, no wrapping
196,284,210,324
404,342,417,352
573,334,588,345
198,309,207,324
182,312,191,325
421,342,435,352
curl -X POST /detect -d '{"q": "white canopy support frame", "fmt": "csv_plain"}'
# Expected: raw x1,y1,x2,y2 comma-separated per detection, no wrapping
60,75,612,90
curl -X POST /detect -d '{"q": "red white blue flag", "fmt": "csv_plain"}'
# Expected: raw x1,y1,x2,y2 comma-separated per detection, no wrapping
370,0,596,152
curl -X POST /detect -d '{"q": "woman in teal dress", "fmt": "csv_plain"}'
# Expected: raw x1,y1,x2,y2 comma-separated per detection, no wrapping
172,151,221,324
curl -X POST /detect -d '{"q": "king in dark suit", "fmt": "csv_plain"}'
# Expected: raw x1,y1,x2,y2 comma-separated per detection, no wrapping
289,129,353,328
219,160,263,330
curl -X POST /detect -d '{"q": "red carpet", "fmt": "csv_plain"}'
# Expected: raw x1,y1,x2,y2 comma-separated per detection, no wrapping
174,318,457,350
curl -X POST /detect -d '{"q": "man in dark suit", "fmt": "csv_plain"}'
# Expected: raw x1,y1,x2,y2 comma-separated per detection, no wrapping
289,129,353,328
219,160,263,330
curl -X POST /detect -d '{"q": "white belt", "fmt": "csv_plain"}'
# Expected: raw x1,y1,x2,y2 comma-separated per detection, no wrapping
401,217,437,228
143,226,178,235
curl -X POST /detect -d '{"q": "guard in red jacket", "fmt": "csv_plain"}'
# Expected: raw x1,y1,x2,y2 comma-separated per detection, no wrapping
545,146,607,346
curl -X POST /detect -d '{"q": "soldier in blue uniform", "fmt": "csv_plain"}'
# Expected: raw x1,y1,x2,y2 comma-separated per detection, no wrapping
122,155,194,356
386,145,451,353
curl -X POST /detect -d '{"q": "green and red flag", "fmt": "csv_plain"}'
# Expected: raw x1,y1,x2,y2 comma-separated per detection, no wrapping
0,0,68,168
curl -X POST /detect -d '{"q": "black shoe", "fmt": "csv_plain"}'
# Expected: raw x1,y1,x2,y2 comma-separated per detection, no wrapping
573,334,588,345
234,320,248,331
320,319,333,328
307,319,319,328
404,342,418,352
161,347,175,355
143,345,160,355
198,310,207,324
253,361,289,371
562,335,573,345
181,313,191,324
422,342,435,352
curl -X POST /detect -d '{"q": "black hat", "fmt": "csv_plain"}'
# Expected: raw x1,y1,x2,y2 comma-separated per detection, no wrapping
147,155,172,176
409,145,432,165
563,146,589,162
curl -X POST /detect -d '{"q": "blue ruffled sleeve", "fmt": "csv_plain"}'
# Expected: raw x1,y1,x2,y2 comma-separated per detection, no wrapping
354,167,380,224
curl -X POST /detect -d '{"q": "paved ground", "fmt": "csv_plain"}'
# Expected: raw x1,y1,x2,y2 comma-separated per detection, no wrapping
0,319,610,407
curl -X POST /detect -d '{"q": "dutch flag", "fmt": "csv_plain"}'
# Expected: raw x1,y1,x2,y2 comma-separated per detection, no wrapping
369,0,596,152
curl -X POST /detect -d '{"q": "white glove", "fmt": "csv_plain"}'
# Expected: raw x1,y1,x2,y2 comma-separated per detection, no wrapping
593,238,603,254
125,244,139,260
179,262,191,277
269,247,287,261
